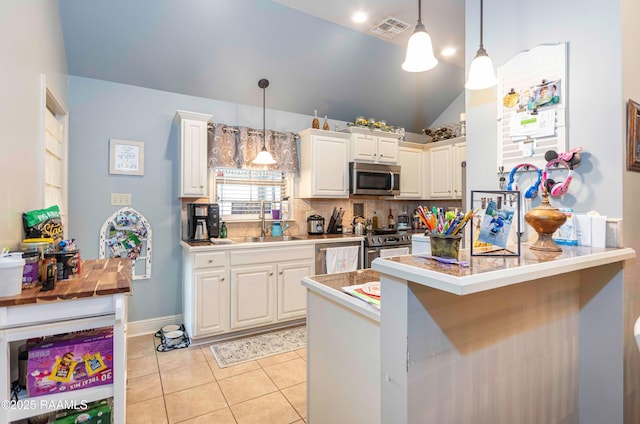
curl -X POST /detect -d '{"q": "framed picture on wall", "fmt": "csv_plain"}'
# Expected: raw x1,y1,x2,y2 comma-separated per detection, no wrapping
109,139,145,176
627,99,640,172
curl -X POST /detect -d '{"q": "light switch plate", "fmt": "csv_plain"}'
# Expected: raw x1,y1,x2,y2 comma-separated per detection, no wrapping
111,193,132,206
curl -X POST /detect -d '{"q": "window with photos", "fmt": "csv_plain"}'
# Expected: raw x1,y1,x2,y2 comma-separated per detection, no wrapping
214,167,290,219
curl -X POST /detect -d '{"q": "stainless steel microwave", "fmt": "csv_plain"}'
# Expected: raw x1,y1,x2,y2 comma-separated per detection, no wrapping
349,162,400,196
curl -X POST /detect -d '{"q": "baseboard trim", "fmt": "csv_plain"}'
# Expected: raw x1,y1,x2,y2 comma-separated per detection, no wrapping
127,315,183,338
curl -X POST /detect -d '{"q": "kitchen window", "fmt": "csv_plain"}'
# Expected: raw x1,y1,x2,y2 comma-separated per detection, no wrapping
213,167,291,220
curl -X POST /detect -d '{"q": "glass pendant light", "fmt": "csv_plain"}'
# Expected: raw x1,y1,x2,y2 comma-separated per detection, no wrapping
402,0,438,72
253,78,277,165
465,0,497,90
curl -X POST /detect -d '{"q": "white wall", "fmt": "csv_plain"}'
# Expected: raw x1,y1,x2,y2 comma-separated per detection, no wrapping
0,1,68,248
465,0,622,216
621,0,640,422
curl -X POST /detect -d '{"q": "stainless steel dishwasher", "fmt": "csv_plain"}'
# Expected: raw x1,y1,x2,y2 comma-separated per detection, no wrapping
314,240,363,274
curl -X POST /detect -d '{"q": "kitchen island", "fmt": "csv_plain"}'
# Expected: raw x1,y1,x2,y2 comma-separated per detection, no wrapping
302,245,635,424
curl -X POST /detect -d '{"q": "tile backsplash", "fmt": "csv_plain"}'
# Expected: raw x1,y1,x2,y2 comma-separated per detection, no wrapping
186,198,462,238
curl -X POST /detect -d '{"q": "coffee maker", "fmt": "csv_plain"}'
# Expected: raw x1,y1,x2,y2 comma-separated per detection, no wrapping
187,203,220,241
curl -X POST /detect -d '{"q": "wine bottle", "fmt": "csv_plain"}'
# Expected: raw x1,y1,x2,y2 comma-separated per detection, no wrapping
372,212,379,229
323,115,330,130
312,110,320,129
388,208,395,229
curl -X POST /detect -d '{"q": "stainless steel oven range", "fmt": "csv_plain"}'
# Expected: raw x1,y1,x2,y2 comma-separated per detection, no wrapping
364,233,412,268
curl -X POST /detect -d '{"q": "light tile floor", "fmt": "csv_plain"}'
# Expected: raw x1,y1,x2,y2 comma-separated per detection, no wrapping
126,334,307,424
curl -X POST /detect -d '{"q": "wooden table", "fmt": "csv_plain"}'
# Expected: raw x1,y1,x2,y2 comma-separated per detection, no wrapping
0,258,131,423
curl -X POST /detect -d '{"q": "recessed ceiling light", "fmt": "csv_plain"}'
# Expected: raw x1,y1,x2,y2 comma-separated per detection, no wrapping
352,11,368,23
441,47,456,56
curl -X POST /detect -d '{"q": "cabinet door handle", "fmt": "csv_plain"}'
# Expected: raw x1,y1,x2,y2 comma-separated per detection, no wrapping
279,271,283,275
269,272,274,276
208,259,214,263
221,277,225,281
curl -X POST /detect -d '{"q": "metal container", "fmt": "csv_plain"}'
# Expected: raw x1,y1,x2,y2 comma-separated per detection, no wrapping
306,215,325,235
21,250,40,288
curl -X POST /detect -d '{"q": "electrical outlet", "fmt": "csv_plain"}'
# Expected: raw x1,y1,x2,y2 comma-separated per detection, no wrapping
111,193,132,206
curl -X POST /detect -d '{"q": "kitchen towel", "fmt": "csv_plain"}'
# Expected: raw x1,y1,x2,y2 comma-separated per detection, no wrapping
380,247,410,258
325,246,360,274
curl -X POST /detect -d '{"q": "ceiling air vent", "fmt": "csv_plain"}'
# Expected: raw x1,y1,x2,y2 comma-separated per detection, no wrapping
369,16,411,39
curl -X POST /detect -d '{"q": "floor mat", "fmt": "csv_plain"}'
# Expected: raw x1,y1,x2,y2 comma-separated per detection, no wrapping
210,325,306,368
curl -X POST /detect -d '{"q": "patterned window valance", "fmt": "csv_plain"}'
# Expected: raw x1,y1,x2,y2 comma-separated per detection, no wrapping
207,123,299,175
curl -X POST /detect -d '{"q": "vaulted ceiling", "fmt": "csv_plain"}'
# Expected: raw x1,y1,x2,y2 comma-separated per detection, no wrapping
57,0,465,133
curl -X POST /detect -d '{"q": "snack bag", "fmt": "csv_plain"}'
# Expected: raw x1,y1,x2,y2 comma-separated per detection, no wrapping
23,205,63,243
49,352,77,383
83,352,107,376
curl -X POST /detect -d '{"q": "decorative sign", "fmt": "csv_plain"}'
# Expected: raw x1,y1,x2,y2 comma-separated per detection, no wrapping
99,207,152,280
109,139,144,176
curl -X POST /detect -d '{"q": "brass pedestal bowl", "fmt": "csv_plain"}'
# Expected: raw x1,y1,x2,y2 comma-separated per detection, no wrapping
524,192,567,252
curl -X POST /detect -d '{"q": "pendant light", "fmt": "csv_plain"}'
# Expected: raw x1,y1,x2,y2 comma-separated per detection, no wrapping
465,0,497,90
253,78,277,165
401,0,438,72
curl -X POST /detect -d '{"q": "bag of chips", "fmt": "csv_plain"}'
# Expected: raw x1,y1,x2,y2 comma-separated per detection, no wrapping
22,205,64,243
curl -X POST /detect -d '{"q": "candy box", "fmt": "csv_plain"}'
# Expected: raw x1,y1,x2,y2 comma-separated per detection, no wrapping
27,327,113,397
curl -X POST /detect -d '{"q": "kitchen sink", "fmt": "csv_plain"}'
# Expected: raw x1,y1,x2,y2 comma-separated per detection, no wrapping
232,235,306,243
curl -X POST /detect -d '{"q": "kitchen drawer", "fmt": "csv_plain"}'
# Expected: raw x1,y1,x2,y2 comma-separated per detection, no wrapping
194,251,226,269
230,246,314,266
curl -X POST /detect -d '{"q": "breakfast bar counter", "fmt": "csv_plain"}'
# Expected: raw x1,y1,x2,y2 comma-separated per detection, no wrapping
303,245,635,424
373,245,635,424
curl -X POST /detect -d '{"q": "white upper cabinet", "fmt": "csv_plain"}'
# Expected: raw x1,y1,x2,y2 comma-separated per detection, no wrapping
298,129,350,198
346,128,399,164
175,110,212,198
425,137,466,199
395,143,423,199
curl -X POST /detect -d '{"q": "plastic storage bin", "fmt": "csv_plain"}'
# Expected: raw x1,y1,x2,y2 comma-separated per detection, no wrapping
0,253,25,297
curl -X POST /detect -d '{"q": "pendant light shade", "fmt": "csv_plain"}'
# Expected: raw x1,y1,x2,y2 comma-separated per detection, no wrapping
253,78,277,165
465,0,497,90
402,0,438,72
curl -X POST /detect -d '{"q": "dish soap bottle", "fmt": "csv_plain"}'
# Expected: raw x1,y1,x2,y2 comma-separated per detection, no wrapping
372,211,379,229
323,115,330,130
312,110,320,129
220,222,227,239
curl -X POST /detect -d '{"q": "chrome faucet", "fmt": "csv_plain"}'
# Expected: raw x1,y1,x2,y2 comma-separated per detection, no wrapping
259,200,268,237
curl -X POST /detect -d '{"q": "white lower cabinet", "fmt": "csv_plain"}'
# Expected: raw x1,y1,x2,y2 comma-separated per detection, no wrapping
195,268,229,335
183,250,230,339
183,244,314,339
230,264,276,330
277,260,314,320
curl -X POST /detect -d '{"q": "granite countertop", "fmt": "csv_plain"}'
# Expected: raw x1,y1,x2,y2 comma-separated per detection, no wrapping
373,245,636,295
302,268,381,323
0,258,131,307
181,233,365,250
